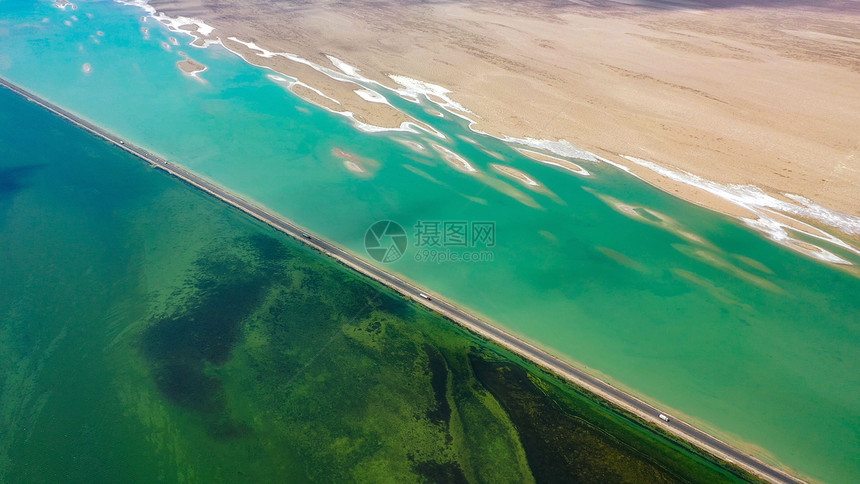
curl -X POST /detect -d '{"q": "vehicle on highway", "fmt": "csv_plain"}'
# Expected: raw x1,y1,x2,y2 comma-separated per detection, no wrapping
301,232,311,239
659,413,670,422
419,293,431,300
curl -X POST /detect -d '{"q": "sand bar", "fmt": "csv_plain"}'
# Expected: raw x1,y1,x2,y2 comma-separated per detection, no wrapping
176,56,206,77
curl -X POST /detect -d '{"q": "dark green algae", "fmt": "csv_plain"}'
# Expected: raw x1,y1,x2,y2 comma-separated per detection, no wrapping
137,228,758,483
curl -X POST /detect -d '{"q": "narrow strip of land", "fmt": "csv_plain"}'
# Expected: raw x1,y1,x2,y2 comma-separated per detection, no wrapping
0,77,805,484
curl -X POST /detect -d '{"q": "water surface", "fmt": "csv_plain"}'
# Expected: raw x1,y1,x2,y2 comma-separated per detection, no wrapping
0,1,858,481
0,82,750,483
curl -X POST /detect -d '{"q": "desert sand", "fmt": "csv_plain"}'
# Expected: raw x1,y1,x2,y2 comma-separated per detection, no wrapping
146,0,860,234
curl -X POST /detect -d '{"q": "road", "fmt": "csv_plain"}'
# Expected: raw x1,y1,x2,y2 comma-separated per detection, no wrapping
0,77,805,484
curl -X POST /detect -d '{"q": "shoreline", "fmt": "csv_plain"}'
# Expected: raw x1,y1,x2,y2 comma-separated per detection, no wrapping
139,0,860,259
222,40,860,265
0,77,808,484
121,0,860,268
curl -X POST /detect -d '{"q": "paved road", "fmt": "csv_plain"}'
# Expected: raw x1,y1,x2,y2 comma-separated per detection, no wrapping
0,77,805,484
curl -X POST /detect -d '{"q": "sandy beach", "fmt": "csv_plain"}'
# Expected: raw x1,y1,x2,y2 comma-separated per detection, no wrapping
145,0,859,241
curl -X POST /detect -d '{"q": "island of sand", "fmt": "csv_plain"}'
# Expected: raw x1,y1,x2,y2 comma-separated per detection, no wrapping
176,54,207,78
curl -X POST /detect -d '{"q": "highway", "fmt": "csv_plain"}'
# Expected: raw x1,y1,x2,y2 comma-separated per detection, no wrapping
0,77,805,484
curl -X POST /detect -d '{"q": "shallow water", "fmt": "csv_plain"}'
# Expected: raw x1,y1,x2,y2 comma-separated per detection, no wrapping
0,1,858,482
0,84,749,483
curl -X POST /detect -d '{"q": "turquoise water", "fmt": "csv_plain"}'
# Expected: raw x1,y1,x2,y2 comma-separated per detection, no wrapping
0,81,750,483
1,1,858,482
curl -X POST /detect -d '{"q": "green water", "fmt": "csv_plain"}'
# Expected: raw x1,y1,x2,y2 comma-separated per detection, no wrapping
0,84,753,483
0,1,858,482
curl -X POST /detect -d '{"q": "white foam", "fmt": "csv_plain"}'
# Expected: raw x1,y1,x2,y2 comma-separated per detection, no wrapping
227,37,278,58
742,217,851,265
339,112,424,134
266,74,291,83
541,159,590,176
354,88,389,105
291,80,341,106
389,75,473,115
155,15,214,37
224,38,455,138
116,0,155,16
118,0,215,47
117,2,422,136
110,2,858,267
328,56,371,82
225,37,384,119
185,66,208,81
223,40,353,113
620,155,860,264
504,137,600,163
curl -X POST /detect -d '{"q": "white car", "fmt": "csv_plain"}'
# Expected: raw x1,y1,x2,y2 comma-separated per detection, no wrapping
659,413,670,422
419,293,430,300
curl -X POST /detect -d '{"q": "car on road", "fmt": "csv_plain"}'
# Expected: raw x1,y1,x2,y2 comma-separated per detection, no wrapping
419,293,431,300
659,413,670,422
301,232,311,239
